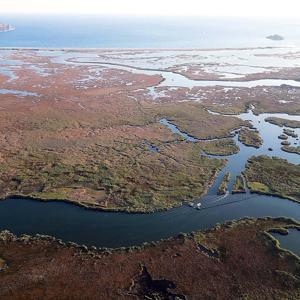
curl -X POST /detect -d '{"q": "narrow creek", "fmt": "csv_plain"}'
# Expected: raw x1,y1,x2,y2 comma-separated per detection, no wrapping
159,109,299,198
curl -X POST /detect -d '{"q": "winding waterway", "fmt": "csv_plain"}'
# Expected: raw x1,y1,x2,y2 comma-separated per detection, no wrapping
0,50,299,250
0,110,298,248
68,57,300,88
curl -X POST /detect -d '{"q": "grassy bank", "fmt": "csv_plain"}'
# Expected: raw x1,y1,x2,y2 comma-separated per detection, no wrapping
244,156,300,202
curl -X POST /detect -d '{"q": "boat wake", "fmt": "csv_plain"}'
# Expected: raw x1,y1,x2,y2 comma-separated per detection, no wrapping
211,191,230,203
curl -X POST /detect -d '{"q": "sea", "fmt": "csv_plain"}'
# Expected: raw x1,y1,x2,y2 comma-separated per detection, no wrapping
0,14,300,48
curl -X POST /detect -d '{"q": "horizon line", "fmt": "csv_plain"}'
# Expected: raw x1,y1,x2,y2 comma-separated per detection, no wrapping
0,13,299,19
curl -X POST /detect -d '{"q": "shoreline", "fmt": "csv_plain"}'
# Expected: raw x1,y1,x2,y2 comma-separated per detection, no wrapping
0,184,299,216
248,190,300,204
0,171,220,214
0,216,299,250
0,46,285,51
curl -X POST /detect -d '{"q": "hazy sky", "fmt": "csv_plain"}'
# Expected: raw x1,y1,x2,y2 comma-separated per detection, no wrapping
1,0,300,17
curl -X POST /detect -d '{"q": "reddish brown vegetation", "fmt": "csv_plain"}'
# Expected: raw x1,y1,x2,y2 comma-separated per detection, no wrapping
0,218,299,299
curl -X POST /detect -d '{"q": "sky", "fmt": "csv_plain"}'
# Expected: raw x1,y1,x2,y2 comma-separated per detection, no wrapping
1,0,300,17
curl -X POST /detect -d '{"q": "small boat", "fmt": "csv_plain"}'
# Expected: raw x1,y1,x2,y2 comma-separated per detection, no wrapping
196,203,202,210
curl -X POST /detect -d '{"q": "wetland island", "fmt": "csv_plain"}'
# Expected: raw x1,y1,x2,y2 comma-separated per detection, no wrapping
0,47,299,298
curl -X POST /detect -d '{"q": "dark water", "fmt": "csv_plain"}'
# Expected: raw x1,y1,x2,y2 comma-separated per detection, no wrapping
272,229,300,257
1,15,300,48
0,195,300,248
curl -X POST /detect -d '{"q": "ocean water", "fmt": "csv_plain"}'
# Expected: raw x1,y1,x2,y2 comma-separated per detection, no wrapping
0,15,300,48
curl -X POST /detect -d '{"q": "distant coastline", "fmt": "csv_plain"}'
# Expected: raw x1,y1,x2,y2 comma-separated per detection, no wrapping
0,23,15,33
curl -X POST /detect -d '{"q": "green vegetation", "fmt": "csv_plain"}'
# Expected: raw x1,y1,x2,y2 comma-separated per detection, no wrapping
217,172,231,195
198,138,239,156
247,181,270,193
148,101,246,139
265,117,300,129
232,175,246,193
281,145,300,155
244,156,300,202
0,141,226,212
238,128,263,148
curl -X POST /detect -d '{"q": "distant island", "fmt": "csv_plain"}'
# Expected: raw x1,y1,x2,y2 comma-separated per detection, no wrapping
266,34,284,41
0,23,15,32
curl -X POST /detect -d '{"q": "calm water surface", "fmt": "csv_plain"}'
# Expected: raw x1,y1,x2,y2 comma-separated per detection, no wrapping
272,229,300,257
0,15,300,48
